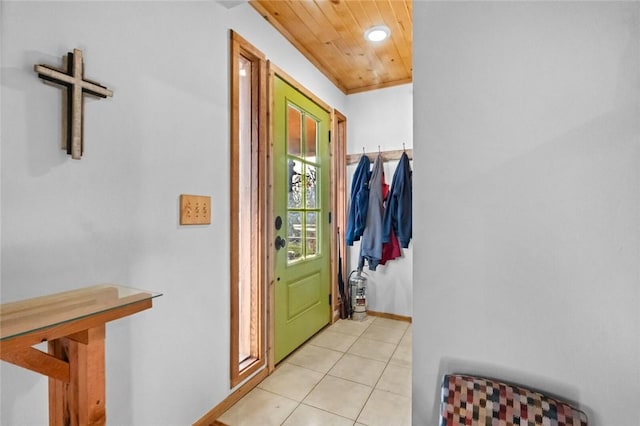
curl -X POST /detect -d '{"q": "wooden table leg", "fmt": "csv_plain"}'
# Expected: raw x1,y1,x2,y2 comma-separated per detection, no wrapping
48,325,106,426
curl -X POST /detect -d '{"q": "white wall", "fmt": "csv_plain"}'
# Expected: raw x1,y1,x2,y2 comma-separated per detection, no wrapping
0,2,345,425
346,84,413,317
413,2,639,425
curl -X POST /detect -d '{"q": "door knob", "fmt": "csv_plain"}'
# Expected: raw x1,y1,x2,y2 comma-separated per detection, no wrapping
275,236,286,250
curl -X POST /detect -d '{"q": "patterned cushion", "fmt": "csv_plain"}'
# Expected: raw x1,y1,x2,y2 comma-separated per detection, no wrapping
439,374,588,426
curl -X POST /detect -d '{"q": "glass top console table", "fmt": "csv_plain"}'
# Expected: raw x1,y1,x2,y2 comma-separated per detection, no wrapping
0,285,161,425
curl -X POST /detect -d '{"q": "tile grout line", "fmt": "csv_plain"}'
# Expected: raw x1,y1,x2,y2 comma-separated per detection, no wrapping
302,318,376,425
340,318,376,425
278,318,373,426
350,316,405,424
351,339,396,424
226,318,409,425
352,319,412,424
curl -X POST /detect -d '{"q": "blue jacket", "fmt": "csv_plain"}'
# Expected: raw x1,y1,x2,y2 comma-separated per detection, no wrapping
346,155,371,246
382,152,412,248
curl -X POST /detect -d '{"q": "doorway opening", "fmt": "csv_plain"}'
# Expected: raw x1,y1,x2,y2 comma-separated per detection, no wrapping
229,31,347,386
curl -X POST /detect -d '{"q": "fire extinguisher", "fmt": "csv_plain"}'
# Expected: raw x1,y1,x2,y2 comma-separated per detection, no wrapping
348,269,368,321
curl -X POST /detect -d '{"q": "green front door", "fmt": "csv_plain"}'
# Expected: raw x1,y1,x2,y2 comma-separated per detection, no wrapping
273,75,331,363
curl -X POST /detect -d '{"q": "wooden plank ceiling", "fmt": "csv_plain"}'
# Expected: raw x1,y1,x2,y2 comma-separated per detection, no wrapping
249,0,412,95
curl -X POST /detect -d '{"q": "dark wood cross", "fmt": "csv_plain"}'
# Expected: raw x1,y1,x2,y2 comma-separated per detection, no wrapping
34,49,113,160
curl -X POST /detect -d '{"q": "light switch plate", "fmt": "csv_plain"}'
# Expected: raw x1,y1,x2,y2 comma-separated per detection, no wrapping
180,194,211,225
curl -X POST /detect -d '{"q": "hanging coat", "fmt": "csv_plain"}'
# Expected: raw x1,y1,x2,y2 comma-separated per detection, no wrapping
379,227,402,266
382,152,412,248
346,155,371,246
360,155,385,270
379,170,402,265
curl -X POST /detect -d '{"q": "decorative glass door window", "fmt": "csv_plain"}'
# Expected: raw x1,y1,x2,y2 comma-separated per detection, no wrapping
286,105,321,263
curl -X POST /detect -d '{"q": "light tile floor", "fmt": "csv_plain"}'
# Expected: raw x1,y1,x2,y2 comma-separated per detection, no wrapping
218,316,412,426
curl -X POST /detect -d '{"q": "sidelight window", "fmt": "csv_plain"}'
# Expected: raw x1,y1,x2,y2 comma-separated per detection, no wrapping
229,31,266,387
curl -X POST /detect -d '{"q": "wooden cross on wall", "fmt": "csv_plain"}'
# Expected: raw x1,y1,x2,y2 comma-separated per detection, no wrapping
34,48,113,160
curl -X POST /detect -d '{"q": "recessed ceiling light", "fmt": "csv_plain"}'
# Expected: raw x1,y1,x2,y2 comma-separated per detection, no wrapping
364,25,390,42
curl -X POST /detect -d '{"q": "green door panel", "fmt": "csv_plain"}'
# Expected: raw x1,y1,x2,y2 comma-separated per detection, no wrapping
273,75,331,363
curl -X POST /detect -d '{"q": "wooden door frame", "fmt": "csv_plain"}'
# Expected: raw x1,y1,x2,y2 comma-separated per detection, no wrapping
331,109,347,321
193,51,348,426
267,63,344,373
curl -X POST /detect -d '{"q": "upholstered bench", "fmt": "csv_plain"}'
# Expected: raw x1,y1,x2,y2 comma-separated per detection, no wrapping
439,374,588,426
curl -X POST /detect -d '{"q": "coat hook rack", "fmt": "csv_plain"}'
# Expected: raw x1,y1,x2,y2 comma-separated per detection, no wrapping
346,146,413,165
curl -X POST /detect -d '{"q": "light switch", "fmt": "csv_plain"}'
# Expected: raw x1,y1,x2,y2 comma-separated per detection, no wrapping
180,194,211,225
